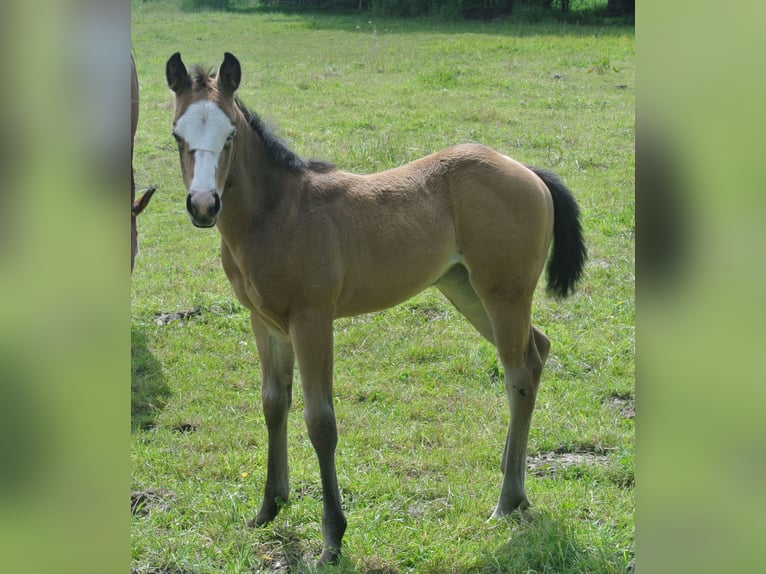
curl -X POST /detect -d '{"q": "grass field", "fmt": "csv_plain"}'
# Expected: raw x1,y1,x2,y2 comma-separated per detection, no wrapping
131,2,634,572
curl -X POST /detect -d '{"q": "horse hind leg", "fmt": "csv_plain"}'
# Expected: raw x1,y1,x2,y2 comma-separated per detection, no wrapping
436,266,550,515
500,325,550,476
474,289,548,518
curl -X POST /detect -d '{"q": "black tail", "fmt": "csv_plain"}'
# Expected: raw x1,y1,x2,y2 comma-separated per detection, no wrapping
528,167,587,299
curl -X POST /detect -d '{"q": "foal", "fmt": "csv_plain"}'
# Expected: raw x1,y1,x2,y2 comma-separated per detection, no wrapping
166,52,586,565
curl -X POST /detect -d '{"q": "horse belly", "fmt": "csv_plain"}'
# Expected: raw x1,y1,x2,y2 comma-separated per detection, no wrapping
334,244,459,318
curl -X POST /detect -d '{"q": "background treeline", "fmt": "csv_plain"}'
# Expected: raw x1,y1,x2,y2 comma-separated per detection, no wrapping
182,0,634,20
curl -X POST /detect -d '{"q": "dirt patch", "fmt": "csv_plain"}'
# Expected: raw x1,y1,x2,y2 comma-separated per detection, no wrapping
527,451,611,478
606,393,635,419
404,301,448,321
155,307,201,326
131,488,175,516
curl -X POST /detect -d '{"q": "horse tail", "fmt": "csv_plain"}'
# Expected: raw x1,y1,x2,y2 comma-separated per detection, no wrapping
528,166,587,299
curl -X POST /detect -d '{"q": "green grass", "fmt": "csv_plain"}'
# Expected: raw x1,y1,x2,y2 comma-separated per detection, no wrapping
131,2,634,571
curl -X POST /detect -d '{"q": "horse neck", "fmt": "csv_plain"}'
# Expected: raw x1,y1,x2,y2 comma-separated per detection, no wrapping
217,126,300,241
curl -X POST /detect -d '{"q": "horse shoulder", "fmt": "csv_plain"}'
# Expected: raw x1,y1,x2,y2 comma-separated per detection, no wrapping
220,240,253,308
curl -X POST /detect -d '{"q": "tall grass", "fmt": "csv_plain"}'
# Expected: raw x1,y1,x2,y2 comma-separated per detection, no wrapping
131,2,633,571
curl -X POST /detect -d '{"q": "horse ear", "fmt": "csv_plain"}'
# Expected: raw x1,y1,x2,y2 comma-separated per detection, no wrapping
218,52,241,96
166,52,191,94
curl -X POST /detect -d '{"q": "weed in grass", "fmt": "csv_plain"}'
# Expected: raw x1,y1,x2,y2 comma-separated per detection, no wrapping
589,57,620,74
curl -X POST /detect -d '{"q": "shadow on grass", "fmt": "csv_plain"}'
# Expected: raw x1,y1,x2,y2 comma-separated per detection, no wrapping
469,510,631,573
131,326,170,431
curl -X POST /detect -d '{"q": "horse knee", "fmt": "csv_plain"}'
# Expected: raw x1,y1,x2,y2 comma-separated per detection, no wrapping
304,402,338,452
262,383,290,428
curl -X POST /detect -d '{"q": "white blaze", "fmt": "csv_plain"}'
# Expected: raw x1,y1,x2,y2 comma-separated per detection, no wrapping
174,101,235,192
190,150,220,193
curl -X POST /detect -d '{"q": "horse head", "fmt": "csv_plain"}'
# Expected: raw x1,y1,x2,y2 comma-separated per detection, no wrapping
166,52,242,228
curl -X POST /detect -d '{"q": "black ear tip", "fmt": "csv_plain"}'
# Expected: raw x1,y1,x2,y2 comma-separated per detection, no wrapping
219,52,241,93
167,52,190,92
167,52,185,72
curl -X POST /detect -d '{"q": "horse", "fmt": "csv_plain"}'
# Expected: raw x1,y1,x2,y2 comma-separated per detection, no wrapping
131,51,156,272
166,52,586,565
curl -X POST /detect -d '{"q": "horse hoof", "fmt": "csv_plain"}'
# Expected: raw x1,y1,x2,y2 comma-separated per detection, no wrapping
248,509,276,528
317,546,342,567
489,496,530,521
248,495,287,528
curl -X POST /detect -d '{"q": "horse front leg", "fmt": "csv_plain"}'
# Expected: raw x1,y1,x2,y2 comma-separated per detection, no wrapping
289,310,346,566
248,315,295,528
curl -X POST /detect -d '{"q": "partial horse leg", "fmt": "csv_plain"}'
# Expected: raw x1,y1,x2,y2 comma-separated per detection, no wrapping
500,326,549,476
474,288,547,518
248,315,295,527
436,266,549,508
435,264,495,344
289,311,346,565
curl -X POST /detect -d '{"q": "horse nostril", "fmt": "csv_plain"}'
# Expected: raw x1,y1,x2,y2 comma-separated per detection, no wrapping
186,191,220,226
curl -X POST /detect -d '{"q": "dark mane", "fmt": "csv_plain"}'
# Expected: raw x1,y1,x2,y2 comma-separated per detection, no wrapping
185,63,334,173
235,98,336,174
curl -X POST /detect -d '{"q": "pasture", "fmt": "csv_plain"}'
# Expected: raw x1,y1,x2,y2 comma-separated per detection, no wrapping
131,2,634,572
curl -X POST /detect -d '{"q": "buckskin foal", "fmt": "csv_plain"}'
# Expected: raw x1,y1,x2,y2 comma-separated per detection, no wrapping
166,52,586,565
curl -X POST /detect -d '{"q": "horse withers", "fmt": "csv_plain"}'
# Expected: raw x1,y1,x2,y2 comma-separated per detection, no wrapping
166,52,586,565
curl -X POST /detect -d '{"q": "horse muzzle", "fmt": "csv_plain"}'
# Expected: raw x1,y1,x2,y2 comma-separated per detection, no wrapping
186,190,221,228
